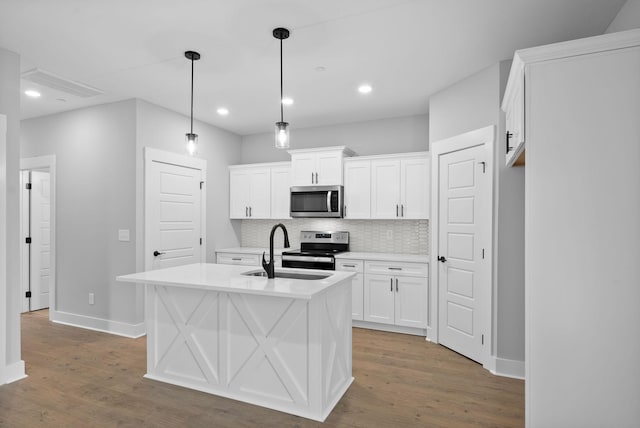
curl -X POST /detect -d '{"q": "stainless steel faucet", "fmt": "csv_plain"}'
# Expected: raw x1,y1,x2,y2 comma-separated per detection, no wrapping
262,223,290,278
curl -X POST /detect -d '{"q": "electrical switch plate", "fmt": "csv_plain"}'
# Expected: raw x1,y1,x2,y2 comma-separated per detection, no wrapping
118,229,130,242
386,230,393,239
89,293,95,305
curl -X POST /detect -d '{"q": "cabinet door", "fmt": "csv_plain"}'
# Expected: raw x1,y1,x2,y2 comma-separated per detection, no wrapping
371,159,401,219
351,273,364,321
364,274,394,325
229,169,250,218
248,168,271,218
395,275,427,328
505,76,525,166
270,166,291,219
316,151,343,185
343,160,371,219
400,157,429,219
290,153,316,185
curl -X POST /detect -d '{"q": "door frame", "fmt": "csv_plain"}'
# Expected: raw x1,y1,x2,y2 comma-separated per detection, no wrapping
429,126,494,369
19,155,57,316
143,147,207,271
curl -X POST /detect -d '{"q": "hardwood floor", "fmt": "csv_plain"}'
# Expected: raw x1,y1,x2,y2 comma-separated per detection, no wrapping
0,310,524,427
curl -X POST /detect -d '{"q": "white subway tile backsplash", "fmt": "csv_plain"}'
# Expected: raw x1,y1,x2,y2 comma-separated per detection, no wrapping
240,219,428,255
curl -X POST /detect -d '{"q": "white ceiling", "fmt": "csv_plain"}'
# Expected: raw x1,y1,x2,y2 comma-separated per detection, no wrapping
0,0,625,136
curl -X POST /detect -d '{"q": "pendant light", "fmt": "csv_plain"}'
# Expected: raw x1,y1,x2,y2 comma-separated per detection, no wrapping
185,50,200,156
273,28,290,149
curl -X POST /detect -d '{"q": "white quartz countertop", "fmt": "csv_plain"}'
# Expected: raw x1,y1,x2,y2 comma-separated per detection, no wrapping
216,247,428,264
117,263,354,300
335,252,429,264
215,247,286,255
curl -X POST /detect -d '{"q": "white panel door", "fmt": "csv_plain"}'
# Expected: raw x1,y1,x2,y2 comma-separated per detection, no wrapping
270,166,291,219
363,274,394,325
29,171,51,311
371,160,400,219
400,157,429,219
438,145,488,363
395,275,427,328
343,160,371,219
147,160,203,270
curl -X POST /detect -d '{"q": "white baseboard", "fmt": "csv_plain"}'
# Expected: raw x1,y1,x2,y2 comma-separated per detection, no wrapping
2,360,27,384
50,310,146,338
490,356,525,379
352,320,427,337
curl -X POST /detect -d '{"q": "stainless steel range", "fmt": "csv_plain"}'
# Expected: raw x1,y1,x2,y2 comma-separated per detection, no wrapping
281,231,349,270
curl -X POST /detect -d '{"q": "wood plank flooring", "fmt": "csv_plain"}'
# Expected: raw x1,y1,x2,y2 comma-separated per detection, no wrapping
0,310,524,427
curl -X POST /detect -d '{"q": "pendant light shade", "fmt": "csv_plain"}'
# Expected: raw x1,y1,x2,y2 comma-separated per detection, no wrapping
273,28,290,149
185,50,200,156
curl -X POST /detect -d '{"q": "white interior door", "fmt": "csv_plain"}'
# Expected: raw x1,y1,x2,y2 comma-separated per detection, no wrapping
146,160,203,270
437,145,488,363
29,171,51,311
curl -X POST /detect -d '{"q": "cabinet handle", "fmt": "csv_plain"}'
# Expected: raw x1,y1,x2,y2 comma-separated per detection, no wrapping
315,172,319,183
396,204,399,217
231,258,241,261
506,131,513,154
401,204,404,217
245,206,248,217
344,205,347,217
396,278,398,292
311,172,314,184
390,278,393,292
388,267,402,271
343,264,356,268
249,206,252,217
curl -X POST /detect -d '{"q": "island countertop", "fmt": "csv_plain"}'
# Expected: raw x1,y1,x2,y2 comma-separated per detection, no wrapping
117,263,354,300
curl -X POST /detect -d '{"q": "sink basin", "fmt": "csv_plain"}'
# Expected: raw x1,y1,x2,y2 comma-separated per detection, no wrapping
242,270,331,280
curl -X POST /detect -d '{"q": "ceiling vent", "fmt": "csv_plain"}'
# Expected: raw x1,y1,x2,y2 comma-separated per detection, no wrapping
21,68,104,98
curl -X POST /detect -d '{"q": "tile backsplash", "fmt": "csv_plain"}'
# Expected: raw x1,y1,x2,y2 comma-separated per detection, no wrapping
240,219,428,255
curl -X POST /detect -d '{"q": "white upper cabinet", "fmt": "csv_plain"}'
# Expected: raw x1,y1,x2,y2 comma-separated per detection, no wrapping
370,153,430,219
288,146,354,186
270,165,291,219
229,162,291,219
343,159,371,219
503,59,526,167
229,166,271,219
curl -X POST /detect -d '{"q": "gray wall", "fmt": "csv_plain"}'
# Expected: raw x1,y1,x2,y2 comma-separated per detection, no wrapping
21,100,138,323
606,0,640,32
241,115,429,163
429,61,525,364
135,100,243,270
0,47,22,376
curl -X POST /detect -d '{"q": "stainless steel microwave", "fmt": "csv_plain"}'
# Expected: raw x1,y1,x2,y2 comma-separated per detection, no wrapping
290,185,343,218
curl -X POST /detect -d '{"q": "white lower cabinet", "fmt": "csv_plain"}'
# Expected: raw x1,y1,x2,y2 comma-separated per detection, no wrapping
363,261,428,328
335,259,364,320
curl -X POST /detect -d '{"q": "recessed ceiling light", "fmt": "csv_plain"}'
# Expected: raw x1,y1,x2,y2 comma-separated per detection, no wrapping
217,107,229,116
25,89,41,98
282,97,294,106
358,84,372,94
315,66,326,72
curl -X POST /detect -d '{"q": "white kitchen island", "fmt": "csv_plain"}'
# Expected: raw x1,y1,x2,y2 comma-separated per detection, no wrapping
117,263,354,422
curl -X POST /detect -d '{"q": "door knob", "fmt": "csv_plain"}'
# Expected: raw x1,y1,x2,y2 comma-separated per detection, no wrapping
438,256,447,263
153,250,165,257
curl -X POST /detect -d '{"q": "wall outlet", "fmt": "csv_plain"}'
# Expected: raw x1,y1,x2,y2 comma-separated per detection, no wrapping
89,293,95,305
386,230,393,239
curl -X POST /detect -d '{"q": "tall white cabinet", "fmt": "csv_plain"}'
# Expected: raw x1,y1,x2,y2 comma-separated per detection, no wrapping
504,29,640,427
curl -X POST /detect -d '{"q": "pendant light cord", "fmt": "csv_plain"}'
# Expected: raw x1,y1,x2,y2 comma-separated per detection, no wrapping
280,37,284,123
190,56,194,134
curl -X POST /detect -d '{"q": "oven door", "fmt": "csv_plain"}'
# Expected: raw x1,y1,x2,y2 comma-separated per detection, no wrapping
281,255,335,270
290,185,343,218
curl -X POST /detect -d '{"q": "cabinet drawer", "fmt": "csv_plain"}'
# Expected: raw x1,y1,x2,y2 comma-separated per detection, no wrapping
335,259,364,273
365,260,428,277
216,253,260,266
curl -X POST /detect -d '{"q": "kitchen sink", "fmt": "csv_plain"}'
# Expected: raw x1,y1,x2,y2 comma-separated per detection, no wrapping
242,270,331,280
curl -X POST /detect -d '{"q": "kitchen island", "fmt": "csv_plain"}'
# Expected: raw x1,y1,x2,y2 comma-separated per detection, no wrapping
117,263,354,422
